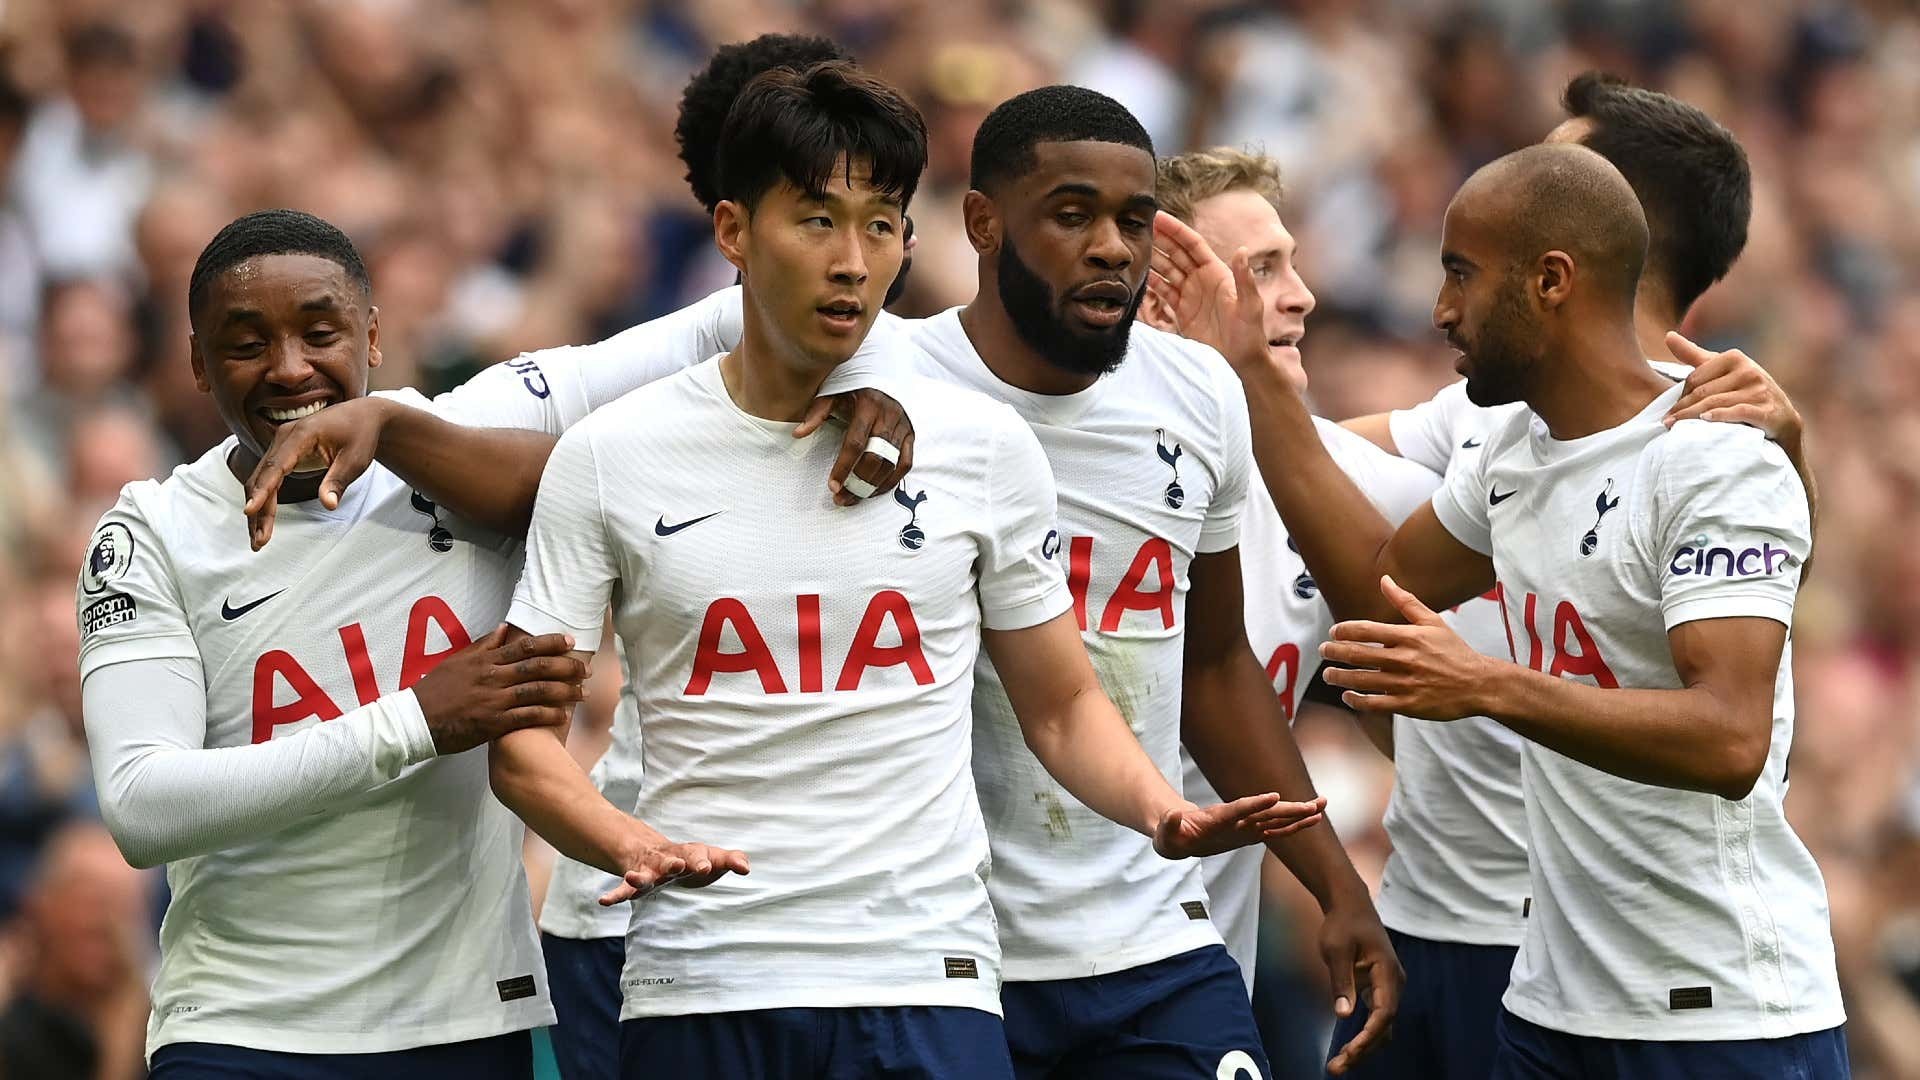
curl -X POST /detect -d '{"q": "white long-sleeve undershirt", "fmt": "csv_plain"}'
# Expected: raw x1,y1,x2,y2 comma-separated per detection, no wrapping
82,655,439,868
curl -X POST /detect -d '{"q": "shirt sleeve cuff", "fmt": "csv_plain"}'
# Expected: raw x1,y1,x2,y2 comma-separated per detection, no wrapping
1429,489,1492,556
1662,593,1795,632
505,598,604,653
383,689,439,766
1196,519,1241,555
78,634,201,680
981,581,1073,632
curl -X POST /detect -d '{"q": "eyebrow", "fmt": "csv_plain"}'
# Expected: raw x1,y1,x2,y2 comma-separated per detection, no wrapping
1441,252,1475,272
218,296,349,326
1044,182,1159,210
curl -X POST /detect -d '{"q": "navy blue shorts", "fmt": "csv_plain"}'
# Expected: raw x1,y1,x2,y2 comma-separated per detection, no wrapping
1326,927,1516,1079
1001,944,1269,1079
1492,1009,1850,1079
543,933,624,1080
619,1005,1012,1078
149,1030,533,1079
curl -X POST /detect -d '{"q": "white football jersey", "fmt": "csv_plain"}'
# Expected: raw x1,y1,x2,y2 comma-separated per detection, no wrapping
1432,381,1843,1040
909,310,1247,981
1182,417,1485,986
432,286,900,944
75,389,551,1057
507,357,1068,1019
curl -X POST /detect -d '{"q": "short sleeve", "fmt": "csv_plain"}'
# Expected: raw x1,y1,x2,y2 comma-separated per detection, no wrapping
1198,364,1252,554
1316,418,1443,526
1387,379,1478,475
977,411,1072,632
1652,423,1809,631
505,426,620,650
76,494,198,677
1431,439,1494,556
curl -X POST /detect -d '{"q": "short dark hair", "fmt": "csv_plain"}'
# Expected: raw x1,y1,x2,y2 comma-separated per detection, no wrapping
1563,71,1750,315
713,62,927,213
969,85,1154,193
65,22,138,70
677,34,856,213
188,209,371,322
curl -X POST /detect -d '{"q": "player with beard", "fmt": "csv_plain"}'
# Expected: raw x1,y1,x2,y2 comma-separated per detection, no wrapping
1342,73,1814,543
1143,148,1518,1077
1157,141,1844,1079
895,87,1398,1078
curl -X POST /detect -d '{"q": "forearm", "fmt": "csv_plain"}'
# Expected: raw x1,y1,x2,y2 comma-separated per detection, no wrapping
373,398,558,535
488,727,657,875
85,661,436,868
1236,362,1401,623
1182,652,1371,910
1020,685,1186,839
1477,663,1765,799
1340,411,1398,455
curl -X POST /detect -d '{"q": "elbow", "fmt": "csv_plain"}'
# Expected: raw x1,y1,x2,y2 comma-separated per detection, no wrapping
97,802,165,870
1708,727,1772,801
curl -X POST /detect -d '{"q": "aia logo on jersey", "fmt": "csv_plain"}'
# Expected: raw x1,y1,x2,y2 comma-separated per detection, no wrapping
1155,429,1185,509
685,591,934,696
410,492,455,552
251,596,471,743
1579,480,1620,558
895,488,928,551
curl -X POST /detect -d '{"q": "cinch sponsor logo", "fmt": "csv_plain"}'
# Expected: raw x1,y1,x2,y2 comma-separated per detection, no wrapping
1667,542,1793,577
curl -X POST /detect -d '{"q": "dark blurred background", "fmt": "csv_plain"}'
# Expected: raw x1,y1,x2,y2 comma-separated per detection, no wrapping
2,2,1918,1077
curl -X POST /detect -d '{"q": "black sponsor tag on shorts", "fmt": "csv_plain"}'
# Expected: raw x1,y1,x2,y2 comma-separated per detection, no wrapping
497,975,538,1002
1669,986,1713,1010
1522,897,1531,918
1181,900,1209,921
944,958,979,979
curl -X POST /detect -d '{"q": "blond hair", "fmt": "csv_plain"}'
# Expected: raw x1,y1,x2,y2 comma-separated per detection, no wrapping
1155,147,1285,226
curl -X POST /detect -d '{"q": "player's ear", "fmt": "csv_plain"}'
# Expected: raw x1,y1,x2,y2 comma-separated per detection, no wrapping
961,190,1000,256
188,332,210,393
1537,250,1575,311
714,199,750,275
366,305,383,370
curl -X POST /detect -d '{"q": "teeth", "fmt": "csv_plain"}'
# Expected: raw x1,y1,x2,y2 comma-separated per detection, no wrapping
264,401,327,422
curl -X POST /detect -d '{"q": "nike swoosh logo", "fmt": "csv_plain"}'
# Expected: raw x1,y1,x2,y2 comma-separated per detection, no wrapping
1489,488,1518,506
222,590,285,621
654,511,724,537
1461,437,1483,449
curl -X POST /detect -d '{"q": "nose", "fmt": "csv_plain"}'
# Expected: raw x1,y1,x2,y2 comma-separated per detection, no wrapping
1432,288,1458,334
263,335,318,387
1274,265,1315,319
1085,216,1132,273
827,224,869,287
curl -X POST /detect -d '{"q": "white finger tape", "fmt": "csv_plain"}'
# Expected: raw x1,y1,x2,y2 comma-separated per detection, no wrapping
843,474,879,499
863,436,900,467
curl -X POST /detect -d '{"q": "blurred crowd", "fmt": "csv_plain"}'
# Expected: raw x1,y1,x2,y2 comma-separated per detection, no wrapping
1,1,1918,1077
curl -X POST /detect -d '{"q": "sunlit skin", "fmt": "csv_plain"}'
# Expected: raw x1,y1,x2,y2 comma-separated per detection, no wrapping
960,140,1159,395
713,159,904,421
188,253,379,500
1189,189,1317,392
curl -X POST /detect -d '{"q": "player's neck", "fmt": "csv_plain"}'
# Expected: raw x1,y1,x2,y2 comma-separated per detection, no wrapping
225,444,324,504
723,309,840,422
1529,318,1673,441
1634,293,1684,363
957,289,1102,397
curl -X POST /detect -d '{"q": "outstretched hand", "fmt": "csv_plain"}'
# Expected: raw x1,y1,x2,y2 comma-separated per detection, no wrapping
597,842,751,905
1152,791,1327,859
243,398,391,550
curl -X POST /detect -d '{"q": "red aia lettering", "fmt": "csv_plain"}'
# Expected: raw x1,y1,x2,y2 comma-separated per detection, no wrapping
251,597,471,743
1265,642,1300,723
1063,536,1180,634
684,592,934,696
1498,585,1618,688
